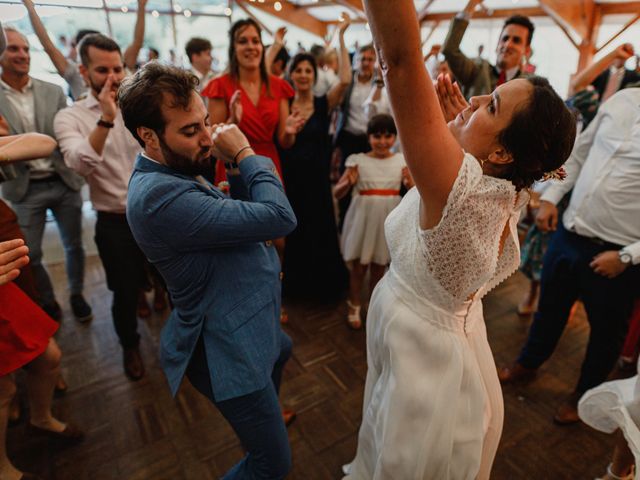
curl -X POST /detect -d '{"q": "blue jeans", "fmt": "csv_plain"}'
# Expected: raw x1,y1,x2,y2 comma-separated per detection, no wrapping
518,223,640,393
12,178,84,306
186,332,293,480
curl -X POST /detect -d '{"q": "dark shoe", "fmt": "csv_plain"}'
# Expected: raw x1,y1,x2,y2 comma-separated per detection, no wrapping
123,347,145,381
282,408,296,427
28,422,85,445
498,363,537,385
42,301,62,321
553,393,581,425
70,294,93,322
137,292,151,319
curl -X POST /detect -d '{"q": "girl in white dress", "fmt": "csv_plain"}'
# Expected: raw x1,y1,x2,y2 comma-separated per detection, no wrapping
344,1,577,478
334,114,411,329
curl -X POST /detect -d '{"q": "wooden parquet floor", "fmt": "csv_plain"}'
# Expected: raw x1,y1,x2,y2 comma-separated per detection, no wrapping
8,255,620,479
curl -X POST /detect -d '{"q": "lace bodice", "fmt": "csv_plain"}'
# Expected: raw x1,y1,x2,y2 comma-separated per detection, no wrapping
385,153,528,312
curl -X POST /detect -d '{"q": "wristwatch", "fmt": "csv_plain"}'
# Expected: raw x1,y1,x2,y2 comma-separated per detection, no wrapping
96,117,114,129
619,249,633,265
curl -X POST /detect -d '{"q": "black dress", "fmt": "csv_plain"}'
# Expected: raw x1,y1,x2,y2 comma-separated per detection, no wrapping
279,95,348,302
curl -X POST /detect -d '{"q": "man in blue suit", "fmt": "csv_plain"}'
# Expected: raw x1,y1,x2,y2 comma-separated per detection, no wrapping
119,63,297,479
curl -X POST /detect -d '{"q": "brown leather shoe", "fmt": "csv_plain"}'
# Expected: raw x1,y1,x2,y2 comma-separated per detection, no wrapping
497,363,537,384
28,422,85,445
553,393,582,425
123,347,145,381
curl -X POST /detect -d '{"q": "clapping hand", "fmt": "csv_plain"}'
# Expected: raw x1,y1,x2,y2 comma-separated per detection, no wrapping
0,239,29,286
436,73,468,123
228,90,243,125
210,124,253,164
284,110,306,135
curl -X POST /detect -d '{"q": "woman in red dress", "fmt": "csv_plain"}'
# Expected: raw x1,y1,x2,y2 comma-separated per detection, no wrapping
0,132,84,480
203,18,304,185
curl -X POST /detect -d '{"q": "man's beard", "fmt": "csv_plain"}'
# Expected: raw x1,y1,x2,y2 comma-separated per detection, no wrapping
158,134,212,177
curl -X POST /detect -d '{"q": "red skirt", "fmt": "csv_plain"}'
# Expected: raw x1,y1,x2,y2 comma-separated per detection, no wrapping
0,282,58,375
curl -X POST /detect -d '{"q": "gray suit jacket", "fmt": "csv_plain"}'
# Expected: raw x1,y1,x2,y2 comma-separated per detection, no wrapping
443,16,525,99
0,77,84,202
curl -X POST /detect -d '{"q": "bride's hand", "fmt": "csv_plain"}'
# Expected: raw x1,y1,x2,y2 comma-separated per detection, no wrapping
436,74,469,123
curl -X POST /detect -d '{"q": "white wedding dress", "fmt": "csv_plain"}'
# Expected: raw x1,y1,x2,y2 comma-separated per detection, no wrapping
344,154,528,480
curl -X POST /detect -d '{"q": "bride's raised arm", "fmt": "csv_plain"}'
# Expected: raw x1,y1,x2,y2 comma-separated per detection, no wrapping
363,0,465,226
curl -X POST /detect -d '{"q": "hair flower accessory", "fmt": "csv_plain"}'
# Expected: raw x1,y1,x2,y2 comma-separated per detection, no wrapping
541,166,567,182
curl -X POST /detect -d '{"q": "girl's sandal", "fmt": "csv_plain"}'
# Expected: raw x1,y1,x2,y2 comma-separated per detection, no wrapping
347,300,362,330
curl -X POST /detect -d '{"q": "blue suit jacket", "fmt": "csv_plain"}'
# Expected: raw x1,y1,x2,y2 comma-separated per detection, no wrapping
126,154,296,400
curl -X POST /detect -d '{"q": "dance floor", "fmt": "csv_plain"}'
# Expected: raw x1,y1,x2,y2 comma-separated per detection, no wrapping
9,255,621,479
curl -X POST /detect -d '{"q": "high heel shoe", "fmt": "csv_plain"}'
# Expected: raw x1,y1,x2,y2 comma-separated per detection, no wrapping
346,300,362,330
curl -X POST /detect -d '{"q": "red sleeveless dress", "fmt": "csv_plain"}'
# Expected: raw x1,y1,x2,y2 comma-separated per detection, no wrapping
0,281,58,375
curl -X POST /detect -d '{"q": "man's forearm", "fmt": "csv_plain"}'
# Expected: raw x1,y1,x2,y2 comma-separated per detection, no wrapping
88,124,111,157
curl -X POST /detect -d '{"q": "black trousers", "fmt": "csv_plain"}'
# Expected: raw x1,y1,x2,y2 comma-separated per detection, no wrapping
94,212,146,349
335,129,370,231
518,223,640,393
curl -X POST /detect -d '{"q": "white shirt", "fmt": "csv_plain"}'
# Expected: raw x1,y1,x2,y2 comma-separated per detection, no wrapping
541,88,640,264
313,68,339,97
344,77,374,136
364,85,391,119
191,67,216,93
0,77,54,177
54,93,142,213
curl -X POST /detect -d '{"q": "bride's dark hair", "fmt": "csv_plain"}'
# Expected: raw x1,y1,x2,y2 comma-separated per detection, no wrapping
499,76,576,190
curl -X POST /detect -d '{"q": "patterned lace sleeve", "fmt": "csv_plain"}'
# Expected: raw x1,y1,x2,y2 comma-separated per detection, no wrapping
419,153,516,304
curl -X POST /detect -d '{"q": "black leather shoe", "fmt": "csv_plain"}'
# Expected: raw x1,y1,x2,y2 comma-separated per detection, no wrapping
70,294,93,322
123,347,145,381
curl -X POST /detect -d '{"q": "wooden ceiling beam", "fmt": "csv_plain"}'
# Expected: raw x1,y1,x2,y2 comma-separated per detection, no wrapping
417,0,437,23
600,2,640,16
538,0,596,41
238,0,328,38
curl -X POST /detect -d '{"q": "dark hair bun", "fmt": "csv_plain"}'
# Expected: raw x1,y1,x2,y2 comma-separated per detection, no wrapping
500,76,576,190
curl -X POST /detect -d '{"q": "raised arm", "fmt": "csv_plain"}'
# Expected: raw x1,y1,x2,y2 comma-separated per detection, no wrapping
265,27,286,74
123,0,147,70
363,0,464,226
569,43,634,96
326,17,352,110
442,0,482,89
22,0,69,75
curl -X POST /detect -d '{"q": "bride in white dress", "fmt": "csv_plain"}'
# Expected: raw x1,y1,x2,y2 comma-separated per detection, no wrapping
344,2,577,479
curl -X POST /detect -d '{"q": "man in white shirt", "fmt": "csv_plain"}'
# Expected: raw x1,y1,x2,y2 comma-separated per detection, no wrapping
500,88,640,424
54,34,147,381
185,37,216,93
334,44,377,228
0,25,91,322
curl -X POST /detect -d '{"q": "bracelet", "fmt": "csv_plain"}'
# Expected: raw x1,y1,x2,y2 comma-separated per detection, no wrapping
233,145,252,163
